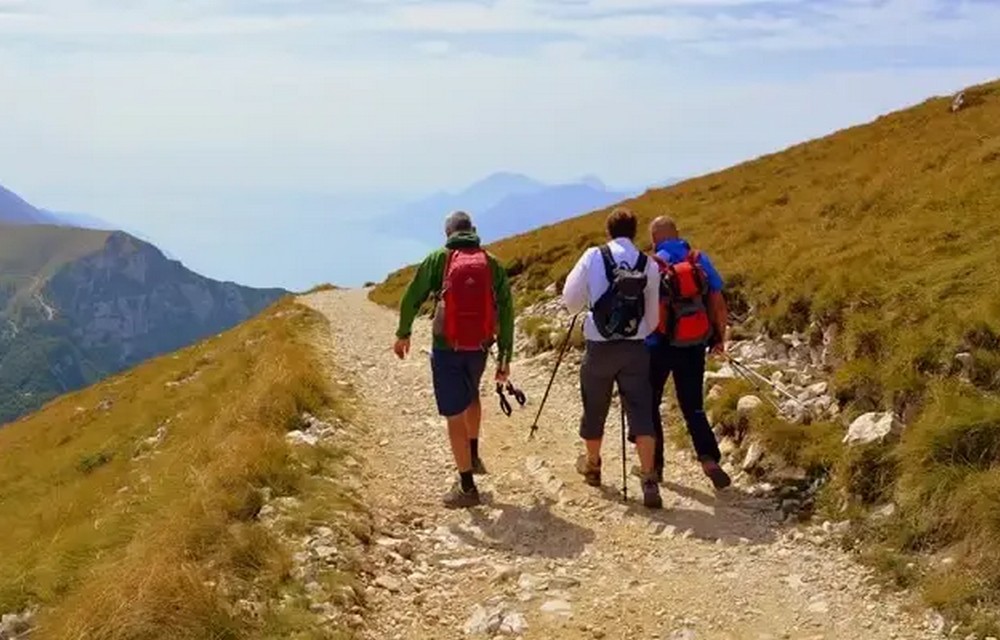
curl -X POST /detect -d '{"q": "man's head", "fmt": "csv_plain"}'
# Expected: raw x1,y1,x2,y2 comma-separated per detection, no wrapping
606,206,638,241
444,210,475,238
650,215,679,245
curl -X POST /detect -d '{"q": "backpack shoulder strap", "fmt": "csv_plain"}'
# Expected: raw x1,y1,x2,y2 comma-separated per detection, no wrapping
685,249,710,294
436,249,454,297
634,252,648,273
598,245,616,283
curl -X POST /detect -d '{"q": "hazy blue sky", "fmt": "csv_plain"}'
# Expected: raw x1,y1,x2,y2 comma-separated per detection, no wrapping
1,0,997,289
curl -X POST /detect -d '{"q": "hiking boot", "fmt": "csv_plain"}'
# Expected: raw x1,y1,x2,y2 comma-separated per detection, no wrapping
701,459,732,490
442,483,481,509
575,455,602,487
631,464,664,484
472,457,489,475
642,475,664,510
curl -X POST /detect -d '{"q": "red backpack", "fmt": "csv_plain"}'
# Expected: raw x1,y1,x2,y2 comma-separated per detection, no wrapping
653,250,712,347
437,249,497,351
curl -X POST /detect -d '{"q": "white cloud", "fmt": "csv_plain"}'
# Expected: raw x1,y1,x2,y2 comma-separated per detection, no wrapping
1,0,998,58
0,0,997,217
414,39,452,55
0,0,995,288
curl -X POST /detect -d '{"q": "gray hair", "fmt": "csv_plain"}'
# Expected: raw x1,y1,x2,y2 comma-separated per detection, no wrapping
444,210,474,236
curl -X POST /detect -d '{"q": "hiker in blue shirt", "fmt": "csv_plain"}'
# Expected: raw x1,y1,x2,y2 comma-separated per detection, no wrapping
646,216,732,490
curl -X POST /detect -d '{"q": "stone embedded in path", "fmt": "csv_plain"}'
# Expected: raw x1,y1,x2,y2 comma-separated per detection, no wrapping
285,430,319,447
742,441,765,471
374,575,402,593
463,605,502,636
805,381,829,398
705,364,737,381
463,603,527,637
548,575,581,590
0,609,34,639
492,564,520,584
439,557,481,570
737,395,763,416
844,412,902,445
313,545,337,560
540,599,573,616
500,611,527,634
807,599,830,614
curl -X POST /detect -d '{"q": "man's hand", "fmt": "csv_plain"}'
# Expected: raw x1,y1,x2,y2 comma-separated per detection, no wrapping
495,363,510,384
393,337,411,360
709,340,726,356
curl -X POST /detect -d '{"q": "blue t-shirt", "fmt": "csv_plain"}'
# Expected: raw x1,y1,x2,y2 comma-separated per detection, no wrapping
654,238,724,292
646,238,724,346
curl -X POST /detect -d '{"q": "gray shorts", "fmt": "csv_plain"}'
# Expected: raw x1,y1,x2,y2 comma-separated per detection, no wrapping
579,340,654,441
431,349,488,417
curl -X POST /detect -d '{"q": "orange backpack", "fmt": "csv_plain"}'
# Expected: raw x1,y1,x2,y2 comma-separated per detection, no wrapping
652,250,713,347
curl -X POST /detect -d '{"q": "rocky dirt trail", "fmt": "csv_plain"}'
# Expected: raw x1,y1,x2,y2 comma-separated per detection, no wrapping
302,289,944,640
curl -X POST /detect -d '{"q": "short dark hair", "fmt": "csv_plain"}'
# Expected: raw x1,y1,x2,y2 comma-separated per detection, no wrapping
606,206,638,240
445,211,474,235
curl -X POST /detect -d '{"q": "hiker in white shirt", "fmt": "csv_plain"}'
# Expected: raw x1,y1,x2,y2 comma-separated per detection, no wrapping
562,207,663,509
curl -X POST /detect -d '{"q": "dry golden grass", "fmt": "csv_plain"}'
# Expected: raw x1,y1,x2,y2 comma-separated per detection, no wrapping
0,298,359,639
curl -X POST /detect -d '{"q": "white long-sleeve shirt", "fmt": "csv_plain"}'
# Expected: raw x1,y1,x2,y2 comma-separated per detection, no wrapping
562,238,660,342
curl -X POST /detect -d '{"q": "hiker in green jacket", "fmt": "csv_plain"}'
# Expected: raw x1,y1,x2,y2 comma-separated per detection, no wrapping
393,211,515,508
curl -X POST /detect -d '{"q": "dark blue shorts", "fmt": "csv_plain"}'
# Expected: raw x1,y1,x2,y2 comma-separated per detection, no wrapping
431,349,488,417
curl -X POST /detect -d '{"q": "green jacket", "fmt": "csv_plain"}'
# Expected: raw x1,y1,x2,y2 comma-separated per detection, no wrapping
396,231,515,364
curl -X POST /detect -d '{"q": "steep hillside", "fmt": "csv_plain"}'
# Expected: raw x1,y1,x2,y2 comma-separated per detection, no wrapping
0,299,365,639
372,79,1000,630
375,80,1000,408
0,224,286,424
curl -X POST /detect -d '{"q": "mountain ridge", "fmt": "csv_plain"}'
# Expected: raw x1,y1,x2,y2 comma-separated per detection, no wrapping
0,214,286,424
381,172,640,244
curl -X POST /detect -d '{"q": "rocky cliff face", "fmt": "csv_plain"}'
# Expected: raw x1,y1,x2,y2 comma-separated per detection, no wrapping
0,231,286,424
47,232,284,366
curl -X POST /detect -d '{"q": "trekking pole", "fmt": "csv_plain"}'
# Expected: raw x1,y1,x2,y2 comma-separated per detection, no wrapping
528,313,581,441
620,400,628,503
723,356,798,413
724,354,800,403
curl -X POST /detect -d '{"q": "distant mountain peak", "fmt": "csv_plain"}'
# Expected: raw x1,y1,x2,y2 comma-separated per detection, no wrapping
383,172,632,246
578,175,607,191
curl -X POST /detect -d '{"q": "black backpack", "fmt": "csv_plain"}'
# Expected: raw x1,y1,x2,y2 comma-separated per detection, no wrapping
592,245,649,340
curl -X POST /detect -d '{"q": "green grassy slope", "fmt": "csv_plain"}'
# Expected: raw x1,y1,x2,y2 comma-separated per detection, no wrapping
372,79,1000,631
0,299,362,639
